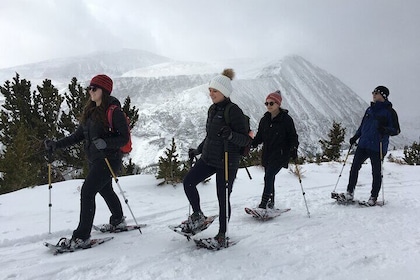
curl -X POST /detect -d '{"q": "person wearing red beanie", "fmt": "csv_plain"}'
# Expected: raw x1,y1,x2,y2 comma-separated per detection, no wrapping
44,74,130,249
89,74,113,94
252,90,299,209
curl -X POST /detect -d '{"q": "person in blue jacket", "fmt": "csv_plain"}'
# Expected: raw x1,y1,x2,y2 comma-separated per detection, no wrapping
343,86,400,205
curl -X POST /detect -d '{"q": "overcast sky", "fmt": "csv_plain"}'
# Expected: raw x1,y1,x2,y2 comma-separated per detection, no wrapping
0,0,419,119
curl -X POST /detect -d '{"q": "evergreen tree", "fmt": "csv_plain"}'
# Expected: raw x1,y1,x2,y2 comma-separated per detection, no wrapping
122,96,139,130
240,147,262,168
403,141,420,165
0,125,41,193
120,96,139,175
0,74,33,147
0,75,141,193
156,138,188,186
0,74,63,193
58,78,89,177
319,121,346,162
122,158,140,175
33,79,65,183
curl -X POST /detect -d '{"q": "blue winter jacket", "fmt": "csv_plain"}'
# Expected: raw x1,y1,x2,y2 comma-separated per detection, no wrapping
353,100,400,154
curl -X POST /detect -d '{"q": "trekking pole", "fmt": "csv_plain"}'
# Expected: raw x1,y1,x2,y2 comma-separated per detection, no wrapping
47,148,53,234
104,158,142,234
224,141,230,248
244,165,252,180
331,144,354,197
380,141,385,205
295,161,310,218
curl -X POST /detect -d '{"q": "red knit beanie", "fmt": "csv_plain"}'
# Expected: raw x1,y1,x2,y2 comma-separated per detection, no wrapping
266,90,282,106
90,74,113,94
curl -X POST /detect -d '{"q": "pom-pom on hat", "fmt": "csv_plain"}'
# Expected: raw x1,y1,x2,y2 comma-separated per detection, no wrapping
373,85,389,100
266,90,282,105
209,69,235,97
90,74,113,94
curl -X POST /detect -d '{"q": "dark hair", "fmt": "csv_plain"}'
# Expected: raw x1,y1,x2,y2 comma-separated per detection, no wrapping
80,91,111,126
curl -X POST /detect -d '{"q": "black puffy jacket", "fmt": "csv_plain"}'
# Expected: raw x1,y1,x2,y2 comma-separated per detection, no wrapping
56,96,129,163
252,109,299,168
197,99,250,170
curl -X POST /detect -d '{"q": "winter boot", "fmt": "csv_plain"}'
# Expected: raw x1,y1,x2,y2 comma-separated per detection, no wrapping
183,211,206,232
111,216,127,231
214,232,226,247
367,196,377,206
258,198,269,209
267,199,275,209
100,216,127,232
60,236,91,249
343,192,354,201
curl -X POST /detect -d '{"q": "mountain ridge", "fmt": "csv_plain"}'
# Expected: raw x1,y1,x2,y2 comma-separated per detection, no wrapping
0,49,411,169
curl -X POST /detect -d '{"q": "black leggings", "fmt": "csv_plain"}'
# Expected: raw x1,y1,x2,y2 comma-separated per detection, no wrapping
73,157,123,240
261,165,283,204
183,158,238,234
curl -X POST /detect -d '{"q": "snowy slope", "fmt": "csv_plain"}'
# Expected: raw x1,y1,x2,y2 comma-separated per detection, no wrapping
0,50,412,169
1,151,419,280
113,55,393,168
0,49,171,85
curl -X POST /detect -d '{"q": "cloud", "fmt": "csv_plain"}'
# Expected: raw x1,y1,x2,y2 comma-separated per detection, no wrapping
0,0,419,118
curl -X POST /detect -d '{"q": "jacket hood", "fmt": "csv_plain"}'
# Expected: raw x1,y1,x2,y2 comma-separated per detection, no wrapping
263,108,289,119
108,96,122,107
371,100,393,108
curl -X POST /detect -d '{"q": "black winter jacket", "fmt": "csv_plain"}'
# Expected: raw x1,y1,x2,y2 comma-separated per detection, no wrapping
252,109,299,168
55,96,129,163
197,99,250,170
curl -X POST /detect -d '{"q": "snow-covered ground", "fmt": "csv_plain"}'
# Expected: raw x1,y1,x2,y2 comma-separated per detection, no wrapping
1,151,419,280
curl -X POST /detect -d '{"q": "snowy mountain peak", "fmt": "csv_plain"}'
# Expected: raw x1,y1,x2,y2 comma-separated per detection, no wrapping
0,50,410,168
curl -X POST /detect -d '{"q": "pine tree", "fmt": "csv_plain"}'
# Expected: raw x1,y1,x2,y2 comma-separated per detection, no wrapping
122,158,139,175
240,147,262,168
122,96,139,130
58,77,89,177
120,96,139,175
33,79,65,183
403,141,420,165
156,138,188,186
0,74,64,193
319,121,346,162
0,74,33,147
0,125,41,193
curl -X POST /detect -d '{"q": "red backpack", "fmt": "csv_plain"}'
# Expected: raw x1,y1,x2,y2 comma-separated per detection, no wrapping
106,105,132,153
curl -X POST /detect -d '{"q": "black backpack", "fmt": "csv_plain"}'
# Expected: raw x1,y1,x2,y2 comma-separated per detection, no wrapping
389,107,401,136
224,103,253,156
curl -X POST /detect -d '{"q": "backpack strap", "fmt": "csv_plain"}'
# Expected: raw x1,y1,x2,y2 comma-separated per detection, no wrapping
223,103,234,126
106,104,119,132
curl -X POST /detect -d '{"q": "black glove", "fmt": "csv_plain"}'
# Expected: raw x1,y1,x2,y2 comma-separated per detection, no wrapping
378,126,386,134
44,139,56,152
92,138,107,150
349,136,358,145
290,148,298,160
218,126,233,141
188,148,199,160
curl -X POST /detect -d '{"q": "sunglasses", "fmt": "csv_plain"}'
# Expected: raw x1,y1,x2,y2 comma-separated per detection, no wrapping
265,101,275,106
88,86,98,92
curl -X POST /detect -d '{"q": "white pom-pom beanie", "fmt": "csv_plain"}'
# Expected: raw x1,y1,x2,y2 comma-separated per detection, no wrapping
209,74,233,98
